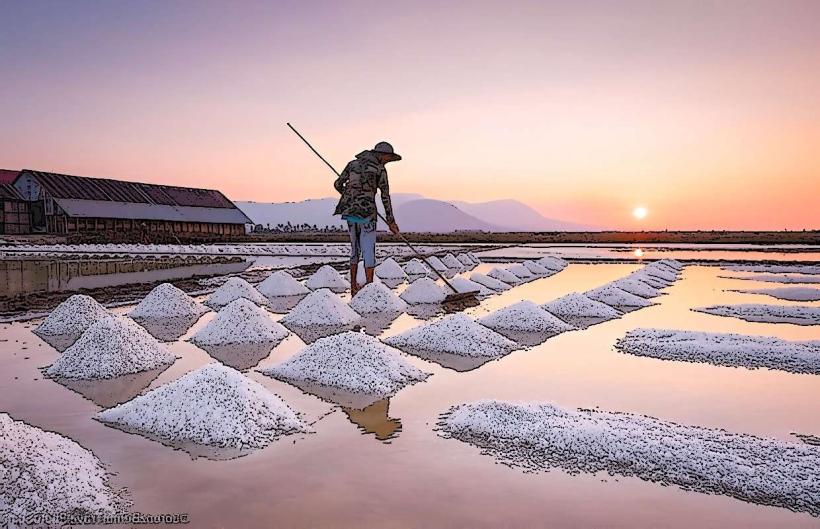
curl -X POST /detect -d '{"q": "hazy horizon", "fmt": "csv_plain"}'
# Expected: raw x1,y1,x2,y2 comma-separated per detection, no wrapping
2,1,818,230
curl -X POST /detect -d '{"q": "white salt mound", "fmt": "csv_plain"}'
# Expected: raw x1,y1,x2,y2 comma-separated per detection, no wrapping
457,254,474,267
281,289,360,326
46,316,175,379
628,270,669,289
733,287,820,302
426,255,449,272
97,363,309,449
536,256,567,271
0,413,124,521
261,331,430,397
375,257,408,280
479,301,576,334
129,282,208,319
403,258,430,276
642,264,677,283
190,298,288,346
34,294,112,337
449,277,493,296
723,264,820,275
442,253,464,270
616,328,820,375
385,314,518,358
523,260,552,275
586,284,654,308
439,400,820,517
693,304,820,326
507,264,535,281
304,265,350,293
609,278,662,298
400,277,448,304
467,252,481,264
725,273,820,284
205,277,268,309
257,270,310,298
542,292,622,320
487,267,522,284
350,281,407,314
470,272,512,291
656,258,684,270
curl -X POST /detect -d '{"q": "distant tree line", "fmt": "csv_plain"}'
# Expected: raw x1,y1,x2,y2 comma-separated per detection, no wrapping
252,222,347,234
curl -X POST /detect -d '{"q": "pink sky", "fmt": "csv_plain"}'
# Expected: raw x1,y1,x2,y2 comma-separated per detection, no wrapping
1,1,818,230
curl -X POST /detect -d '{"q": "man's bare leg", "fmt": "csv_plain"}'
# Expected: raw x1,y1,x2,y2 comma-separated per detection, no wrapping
350,262,360,296
365,266,375,285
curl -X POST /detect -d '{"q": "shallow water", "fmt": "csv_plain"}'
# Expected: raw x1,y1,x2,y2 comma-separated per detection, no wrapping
2,259,820,528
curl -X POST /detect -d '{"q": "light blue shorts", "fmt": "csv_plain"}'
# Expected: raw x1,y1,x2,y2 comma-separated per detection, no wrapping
347,219,377,267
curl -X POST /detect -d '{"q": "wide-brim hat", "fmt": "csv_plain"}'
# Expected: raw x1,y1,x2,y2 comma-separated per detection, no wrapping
372,141,402,161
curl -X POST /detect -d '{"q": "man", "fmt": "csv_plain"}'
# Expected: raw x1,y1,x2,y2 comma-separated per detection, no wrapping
334,141,401,295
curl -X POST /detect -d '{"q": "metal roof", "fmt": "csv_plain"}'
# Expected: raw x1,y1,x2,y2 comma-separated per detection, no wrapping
54,198,253,224
0,169,20,185
0,183,24,200
21,169,236,208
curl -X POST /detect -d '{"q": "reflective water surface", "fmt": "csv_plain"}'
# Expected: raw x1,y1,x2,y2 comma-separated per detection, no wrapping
1,260,819,528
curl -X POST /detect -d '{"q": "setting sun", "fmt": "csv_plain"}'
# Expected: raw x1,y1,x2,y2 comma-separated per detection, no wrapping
633,207,649,220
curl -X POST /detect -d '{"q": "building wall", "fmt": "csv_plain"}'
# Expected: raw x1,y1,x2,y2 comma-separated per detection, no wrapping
47,214,245,242
0,200,31,234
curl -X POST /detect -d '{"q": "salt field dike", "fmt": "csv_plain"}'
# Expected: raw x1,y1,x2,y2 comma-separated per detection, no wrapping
3,2,820,527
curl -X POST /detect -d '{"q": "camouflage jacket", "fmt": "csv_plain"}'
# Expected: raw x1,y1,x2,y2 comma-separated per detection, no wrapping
333,150,395,223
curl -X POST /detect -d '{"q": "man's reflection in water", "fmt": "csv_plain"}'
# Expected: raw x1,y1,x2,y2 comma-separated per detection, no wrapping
342,399,402,441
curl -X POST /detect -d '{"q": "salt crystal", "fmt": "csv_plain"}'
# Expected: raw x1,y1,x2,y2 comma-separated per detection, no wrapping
523,260,552,275
257,270,310,298
442,253,464,270
204,277,269,309
403,258,431,276
400,277,448,304
448,277,493,296
304,265,350,293
190,298,288,346
97,363,310,449
507,264,535,281
585,284,654,308
129,283,208,319
457,254,474,267
479,301,576,334
609,277,662,298
281,289,360,327
34,294,112,339
46,316,175,379
350,281,408,314
731,286,820,302
470,272,512,291
261,331,430,397
375,257,408,280
487,267,522,284
542,292,622,320
536,256,567,271
425,255,449,272
385,314,518,358
693,304,820,326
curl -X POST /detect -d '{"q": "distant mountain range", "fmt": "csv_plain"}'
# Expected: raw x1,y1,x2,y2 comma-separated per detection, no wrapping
236,193,596,233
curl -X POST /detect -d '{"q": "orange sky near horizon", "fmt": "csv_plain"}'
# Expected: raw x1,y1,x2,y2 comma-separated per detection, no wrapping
1,1,818,230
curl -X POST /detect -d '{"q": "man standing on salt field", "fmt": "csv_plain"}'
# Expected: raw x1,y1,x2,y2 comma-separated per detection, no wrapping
333,141,401,296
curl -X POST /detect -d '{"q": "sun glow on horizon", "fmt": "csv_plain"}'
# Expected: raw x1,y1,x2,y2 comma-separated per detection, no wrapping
632,206,649,220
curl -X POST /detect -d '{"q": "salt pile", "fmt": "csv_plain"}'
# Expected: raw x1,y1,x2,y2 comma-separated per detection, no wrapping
385,314,518,358
375,257,408,280
723,273,820,284
350,281,407,314
129,282,208,319
190,298,288,346
523,260,552,276
403,258,431,276
656,258,684,270
0,413,125,521
542,292,621,320
470,272,512,291
281,289,360,327
479,301,576,334
97,363,310,449
616,328,820,375
257,270,310,298
585,284,654,308
536,256,567,271
642,264,677,283
507,264,535,281
609,277,662,298
487,267,522,284
204,277,269,309
693,304,820,326
627,270,669,289
467,252,481,264
304,265,350,293
457,254,474,267
438,400,820,517
442,253,464,270
261,331,430,398
425,255,449,272
34,294,112,340
46,316,175,379
723,264,820,275
400,277,447,304
732,287,820,302
449,277,493,296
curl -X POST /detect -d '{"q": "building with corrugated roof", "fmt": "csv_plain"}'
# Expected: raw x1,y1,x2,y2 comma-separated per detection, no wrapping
2,169,251,241
0,170,31,235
